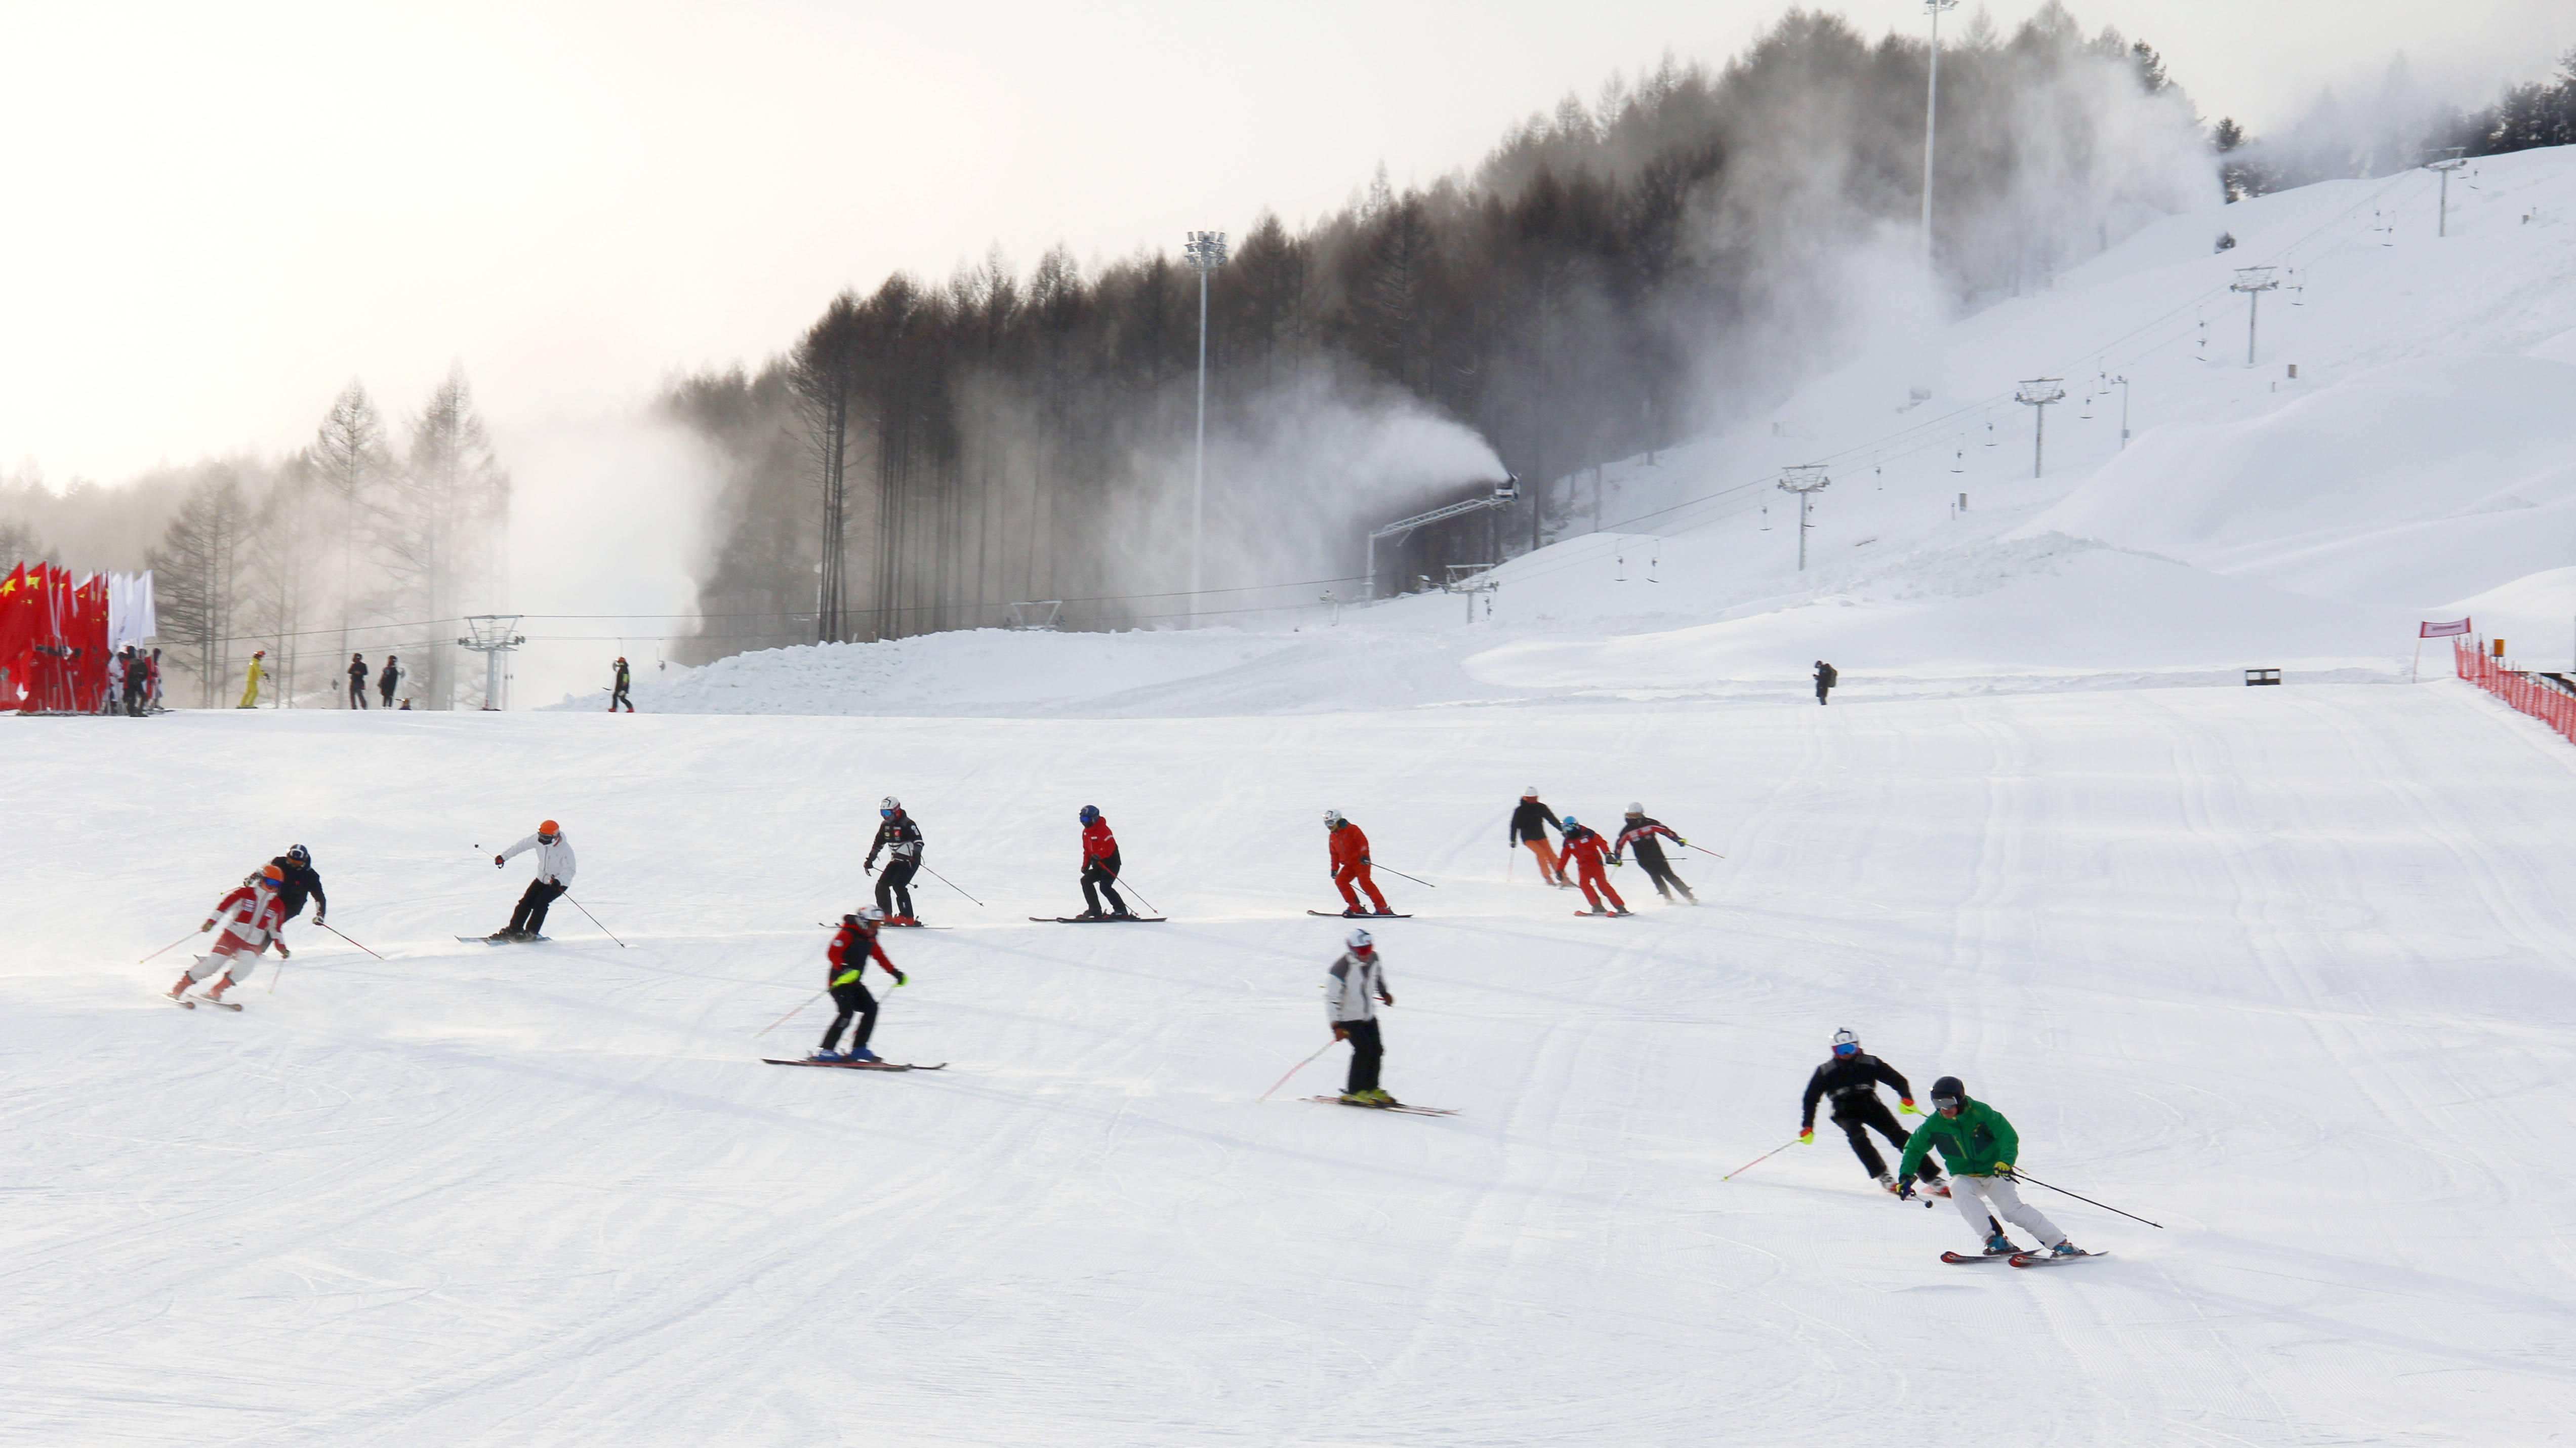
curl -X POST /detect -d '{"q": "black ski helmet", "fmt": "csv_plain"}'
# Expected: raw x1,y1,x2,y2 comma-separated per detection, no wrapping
288,844,311,865
1930,1076,1965,1109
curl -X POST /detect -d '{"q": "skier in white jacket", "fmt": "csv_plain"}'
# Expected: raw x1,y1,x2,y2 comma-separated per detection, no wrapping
490,820,577,942
1325,927,1399,1106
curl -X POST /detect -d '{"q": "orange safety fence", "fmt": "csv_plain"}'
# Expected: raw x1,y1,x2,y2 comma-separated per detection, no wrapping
2455,638,2576,747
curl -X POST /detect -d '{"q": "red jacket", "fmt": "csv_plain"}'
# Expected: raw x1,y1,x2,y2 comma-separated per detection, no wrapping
1559,827,1612,874
828,924,896,987
207,884,286,958
1328,820,1371,871
1082,817,1118,864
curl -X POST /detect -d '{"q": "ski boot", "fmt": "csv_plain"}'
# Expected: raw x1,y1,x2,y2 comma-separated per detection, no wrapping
1342,907,1371,917
1075,909,1104,920
1920,1173,1951,1197
1611,906,1633,916
166,974,194,999
1875,1172,1898,1192
205,974,237,1001
1983,1231,2020,1258
807,1048,846,1063
1339,1090,1375,1105
1361,1089,1402,1107
2049,1239,2084,1258
850,1048,881,1063
1108,909,1132,920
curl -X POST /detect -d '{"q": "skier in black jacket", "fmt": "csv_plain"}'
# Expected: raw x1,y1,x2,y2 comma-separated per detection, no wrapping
1800,1028,1943,1191
1814,660,1838,705
267,844,329,928
609,656,633,712
1508,787,1570,886
1612,805,1695,903
346,653,369,709
864,797,924,924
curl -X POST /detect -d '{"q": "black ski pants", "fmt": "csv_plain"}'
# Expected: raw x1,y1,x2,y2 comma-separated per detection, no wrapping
822,980,879,1053
379,681,396,707
610,685,632,712
508,879,567,936
1340,1018,1383,1094
1632,844,1692,900
1816,682,1832,705
875,859,918,919
1831,1097,1928,1180
349,676,368,708
1081,856,1126,916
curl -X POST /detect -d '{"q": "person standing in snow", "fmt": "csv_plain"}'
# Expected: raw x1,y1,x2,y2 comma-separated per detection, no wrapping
1509,787,1570,886
378,655,403,710
1814,660,1838,706
1325,809,1394,917
1612,804,1696,904
267,844,329,930
609,656,633,712
865,797,924,924
145,648,164,711
1801,1028,1942,1193
490,820,577,941
1895,1075,2085,1260
347,653,370,708
167,864,291,1001
238,650,266,708
810,907,908,1062
1557,816,1629,915
1077,805,1129,919
1326,927,1400,1105
102,647,125,715
121,647,148,716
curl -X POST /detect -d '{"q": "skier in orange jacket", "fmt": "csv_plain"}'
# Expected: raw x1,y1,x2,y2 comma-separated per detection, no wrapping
1558,816,1630,916
1324,809,1394,916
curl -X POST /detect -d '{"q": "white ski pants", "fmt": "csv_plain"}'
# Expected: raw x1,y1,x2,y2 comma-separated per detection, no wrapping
185,952,246,986
1951,1173,2064,1246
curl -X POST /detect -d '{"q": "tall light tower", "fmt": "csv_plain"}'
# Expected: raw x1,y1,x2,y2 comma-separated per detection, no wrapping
2015,378,2066,478
2230,265,2279,366
1183,230,1228,627
1920,0,1958,263
1777,465,1831,571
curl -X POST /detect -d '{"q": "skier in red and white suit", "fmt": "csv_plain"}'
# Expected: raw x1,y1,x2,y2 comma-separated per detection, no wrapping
1557,817,1629,915
167,864,291,1000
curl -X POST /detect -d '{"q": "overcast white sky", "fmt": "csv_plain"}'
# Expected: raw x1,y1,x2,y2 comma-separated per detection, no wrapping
0,0,2565,486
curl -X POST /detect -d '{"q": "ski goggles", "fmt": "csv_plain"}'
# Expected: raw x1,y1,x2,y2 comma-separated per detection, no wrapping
880,809,896,819
1931,1093,1962,1110
1832,1042,1860,1058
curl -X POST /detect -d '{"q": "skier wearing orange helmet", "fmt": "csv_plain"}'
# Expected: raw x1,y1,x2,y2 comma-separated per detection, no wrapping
167,864,291,1002
489,820,577,942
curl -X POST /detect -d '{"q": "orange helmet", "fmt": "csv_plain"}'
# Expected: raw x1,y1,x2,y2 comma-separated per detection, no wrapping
539,820,559,836
257,864,285,888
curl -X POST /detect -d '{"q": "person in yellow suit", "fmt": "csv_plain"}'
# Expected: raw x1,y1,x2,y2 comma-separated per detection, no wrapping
238,650,266,708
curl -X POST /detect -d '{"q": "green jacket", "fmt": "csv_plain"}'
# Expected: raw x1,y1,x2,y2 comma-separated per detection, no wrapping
1897,1097,2020,1179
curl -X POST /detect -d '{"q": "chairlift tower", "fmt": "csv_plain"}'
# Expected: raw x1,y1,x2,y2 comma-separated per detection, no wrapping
2109,374,2133,449
457,615,524,712
2426,147,2468,237
1182,230,1228,627
1919,0,1958,264
2014,379,2066,478
1776,465,1831,571
2230,266,2279,366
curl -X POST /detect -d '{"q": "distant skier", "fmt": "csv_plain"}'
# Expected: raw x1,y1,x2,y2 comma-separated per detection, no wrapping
1612,803,1695,903
1508,787,1570,886
489,820,576,941
102,647,126,715
865,797,924,924
609,656,633,713
238,650,266,708
166,864,291,1002
347,652,369,708
1557,816,1628,915
120,646,147,716
267,844,329,929
809,906,907,1062
1077,805,1129,919
1814,660,1837,706
145,648,163,711
1324,809,1393,917
1896,1075,2085,1260
378,655,403,709
1800,1029,1941,1193
1326,926,1400,1106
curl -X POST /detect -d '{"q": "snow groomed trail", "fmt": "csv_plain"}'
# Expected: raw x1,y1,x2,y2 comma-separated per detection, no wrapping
9,681,2576,1444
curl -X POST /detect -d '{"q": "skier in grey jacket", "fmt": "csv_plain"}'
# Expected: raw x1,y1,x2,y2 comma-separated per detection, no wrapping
1326,928,1399,1106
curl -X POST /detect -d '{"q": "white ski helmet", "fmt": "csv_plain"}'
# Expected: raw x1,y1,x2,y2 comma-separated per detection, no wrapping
859,906,886,923
881,796,902,814
1346,927,1374,951
1522,785,1540,798
1626,802,1644,816
1323,808,1344,827
1832,1027,1861,1054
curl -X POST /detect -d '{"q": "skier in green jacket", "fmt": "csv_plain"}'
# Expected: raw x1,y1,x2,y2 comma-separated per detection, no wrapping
1895,1075,2084,1260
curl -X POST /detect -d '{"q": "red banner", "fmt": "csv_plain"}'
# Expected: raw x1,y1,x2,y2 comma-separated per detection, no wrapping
2420,618,2472,638
0,560,111,712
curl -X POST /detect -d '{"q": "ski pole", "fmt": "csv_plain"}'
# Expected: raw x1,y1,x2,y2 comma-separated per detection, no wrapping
919,864,983,907
316,920,383,959
269,955,289,993
1258,1040,1338,1102
139,928,200,965
755,989,825,1037
1112,876,1161,915
1685,843,1727,860
564,894,628,947
2005,1170,2164,1228
1722,1138,1803,1181
1368,862,1438,888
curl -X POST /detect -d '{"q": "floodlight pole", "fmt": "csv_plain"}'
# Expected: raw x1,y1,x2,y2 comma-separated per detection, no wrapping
2230,265,2280,366
1777,465,1830,571
2426,147,2468,237
1920,0,1957,263
1183,230,1228,627
2014,379,2066,478
2111,374,2132,449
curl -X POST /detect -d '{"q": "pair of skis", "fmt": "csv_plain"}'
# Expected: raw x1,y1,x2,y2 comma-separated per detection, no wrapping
1941,1248,2107,1268
457,934,549,946
1300,1095,1456,1116
1306,910,1411,919
762,1058,947,1072
1032,915,1166,923
169,993,242,1012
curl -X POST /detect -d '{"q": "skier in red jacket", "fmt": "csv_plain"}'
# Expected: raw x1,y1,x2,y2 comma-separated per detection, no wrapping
809,907,907,1062
1325,809,1393,916
167,863,291,1001
1077,805,1130,919
1558,817,1630,915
